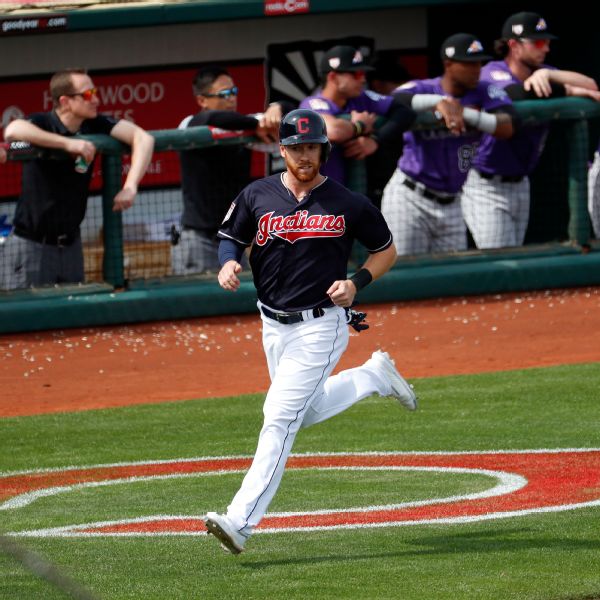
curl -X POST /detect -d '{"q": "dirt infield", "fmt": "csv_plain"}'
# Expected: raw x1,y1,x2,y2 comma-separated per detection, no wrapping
2,286,600,418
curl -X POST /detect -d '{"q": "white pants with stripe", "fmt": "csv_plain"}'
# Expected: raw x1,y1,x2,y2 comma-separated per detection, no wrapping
588,152,600,239
461,169,530,249
225,304,391,536
381,170,466,256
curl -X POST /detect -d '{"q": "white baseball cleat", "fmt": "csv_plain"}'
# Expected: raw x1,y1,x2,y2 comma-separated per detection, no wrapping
203,512,247,555
369,350,418,411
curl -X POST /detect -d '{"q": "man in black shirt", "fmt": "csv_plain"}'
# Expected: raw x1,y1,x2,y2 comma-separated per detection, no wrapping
172,65,292,275
3,68,154,289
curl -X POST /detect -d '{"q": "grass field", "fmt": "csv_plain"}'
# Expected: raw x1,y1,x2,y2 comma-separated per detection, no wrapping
1,363,600,600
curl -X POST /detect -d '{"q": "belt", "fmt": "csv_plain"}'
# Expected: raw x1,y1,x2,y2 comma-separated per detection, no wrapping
14,227,77,247
402,177,456,205
261,306,326,325
476,169,524,183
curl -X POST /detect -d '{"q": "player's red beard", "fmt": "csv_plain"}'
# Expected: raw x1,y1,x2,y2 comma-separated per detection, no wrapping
286,158,320,182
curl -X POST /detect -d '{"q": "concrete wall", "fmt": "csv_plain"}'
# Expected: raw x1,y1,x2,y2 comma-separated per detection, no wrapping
0,7,426,77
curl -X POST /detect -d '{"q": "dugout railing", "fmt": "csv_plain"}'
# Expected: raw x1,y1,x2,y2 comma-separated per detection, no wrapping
1,97,600,333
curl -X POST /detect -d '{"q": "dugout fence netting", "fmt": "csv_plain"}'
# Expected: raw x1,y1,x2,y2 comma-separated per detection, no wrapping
1,99,599,298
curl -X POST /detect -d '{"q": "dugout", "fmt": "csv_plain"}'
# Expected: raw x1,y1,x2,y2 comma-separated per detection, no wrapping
1,0,600,333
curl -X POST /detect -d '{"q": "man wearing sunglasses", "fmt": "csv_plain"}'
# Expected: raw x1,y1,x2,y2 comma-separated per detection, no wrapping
172,65,293,275
2,68,154,289
461,11,600,250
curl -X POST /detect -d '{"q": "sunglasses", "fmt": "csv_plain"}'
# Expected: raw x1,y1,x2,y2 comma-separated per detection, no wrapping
203,86,238,99
66,88,98,102
519,38,550,50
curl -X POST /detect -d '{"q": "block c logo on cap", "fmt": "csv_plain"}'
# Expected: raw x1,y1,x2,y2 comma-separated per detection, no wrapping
297,117,310,133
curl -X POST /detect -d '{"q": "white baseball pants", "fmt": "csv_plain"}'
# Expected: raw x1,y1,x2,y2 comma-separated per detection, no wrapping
224,303,391,536
461,169,530,249
381,170,467,256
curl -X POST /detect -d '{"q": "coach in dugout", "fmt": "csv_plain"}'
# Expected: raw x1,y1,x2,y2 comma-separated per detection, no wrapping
2,68,154,289
171,66,294,275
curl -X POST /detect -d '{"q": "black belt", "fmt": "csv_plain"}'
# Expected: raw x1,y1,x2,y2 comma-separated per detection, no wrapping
402,178,456,205
261,306,325,325
14,227,77,247
476,169,524,183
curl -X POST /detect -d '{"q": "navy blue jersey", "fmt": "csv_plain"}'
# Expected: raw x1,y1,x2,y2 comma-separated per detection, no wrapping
218,174,393,312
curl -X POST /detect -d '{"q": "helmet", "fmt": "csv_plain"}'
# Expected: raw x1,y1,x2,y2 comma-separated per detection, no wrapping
279,108,331,163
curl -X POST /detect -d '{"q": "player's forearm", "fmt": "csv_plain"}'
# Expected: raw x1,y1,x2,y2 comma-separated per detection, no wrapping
4,119,70,150
549,70,598,91
122,130,154,192
490,113,514,140
462,109,514,140
322,115,355,143
361,244,397,281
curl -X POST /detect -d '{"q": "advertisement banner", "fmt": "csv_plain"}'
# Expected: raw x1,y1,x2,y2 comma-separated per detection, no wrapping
0,62,267,197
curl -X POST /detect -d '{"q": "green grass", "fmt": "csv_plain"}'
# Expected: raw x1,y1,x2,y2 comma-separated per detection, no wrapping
1,363,600,599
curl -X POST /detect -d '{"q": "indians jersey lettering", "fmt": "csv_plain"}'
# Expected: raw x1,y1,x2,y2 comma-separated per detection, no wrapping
256,210,345,246
217,173,392,311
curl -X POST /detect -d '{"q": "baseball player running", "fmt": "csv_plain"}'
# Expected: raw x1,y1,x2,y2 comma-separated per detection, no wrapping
203,108,417,554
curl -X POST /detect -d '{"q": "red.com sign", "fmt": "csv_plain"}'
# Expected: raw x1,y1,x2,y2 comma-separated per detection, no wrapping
264,0,309,16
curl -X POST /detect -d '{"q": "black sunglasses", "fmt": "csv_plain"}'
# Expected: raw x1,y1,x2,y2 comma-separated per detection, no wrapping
203,86,238,99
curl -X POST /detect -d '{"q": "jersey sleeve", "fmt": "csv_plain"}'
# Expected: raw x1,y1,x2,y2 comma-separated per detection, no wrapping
362,90,394,115
217,187,255,247
300,96,335,116
203,110,260,130
90,114,119,135
27,112,51,128
479,82,513,112
393,80,432,95
505,82,566,100
353,195,393,253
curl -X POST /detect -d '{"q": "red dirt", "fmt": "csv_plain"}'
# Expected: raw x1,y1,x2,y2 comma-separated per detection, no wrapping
2,286,600,418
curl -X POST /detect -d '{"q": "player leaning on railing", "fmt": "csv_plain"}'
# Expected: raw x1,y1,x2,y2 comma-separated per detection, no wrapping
461,12,600,249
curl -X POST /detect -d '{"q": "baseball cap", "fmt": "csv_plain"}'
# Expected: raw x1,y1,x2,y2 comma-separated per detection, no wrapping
440,33,492,62
319,45,374,74
501,12,558,40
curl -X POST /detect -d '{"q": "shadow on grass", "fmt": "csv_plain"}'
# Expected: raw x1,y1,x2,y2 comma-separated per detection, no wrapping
241,527,600,570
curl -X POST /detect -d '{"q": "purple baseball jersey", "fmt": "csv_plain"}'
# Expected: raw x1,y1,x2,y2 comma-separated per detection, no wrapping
299,90,394,184
473,60,556,176
395,77,512,194
218,173,393,312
